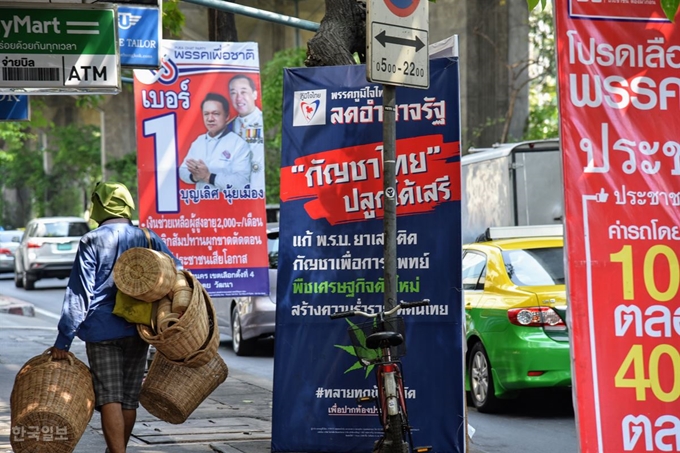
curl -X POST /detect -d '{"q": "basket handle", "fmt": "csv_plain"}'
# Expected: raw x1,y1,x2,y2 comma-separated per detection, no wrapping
142,227,152,248
44,348,74,366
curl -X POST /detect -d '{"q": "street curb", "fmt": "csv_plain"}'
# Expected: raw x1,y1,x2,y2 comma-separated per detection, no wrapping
0,296,35,317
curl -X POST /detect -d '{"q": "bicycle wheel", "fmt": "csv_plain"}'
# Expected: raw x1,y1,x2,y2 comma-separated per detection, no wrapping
384,414,408,453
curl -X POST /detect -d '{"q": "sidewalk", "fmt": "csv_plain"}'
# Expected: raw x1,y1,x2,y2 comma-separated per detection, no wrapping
0,312,272,453
0,309,485,453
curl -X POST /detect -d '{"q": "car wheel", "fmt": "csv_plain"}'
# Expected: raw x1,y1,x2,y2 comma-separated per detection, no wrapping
231,306,256,356
22,272,36,291
14,269,23,288
469,342,502,413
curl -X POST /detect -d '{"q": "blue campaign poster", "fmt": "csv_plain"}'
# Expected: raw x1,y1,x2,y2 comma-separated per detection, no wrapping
271,57,464,453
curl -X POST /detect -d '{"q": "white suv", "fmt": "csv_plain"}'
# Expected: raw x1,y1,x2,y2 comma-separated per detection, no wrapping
14,216,90,290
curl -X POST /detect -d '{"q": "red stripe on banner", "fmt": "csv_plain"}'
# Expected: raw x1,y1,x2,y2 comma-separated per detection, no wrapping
280,135,460,225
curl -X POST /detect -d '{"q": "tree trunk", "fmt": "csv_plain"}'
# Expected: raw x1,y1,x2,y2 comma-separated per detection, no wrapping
209,5,238,42
305,0,366,67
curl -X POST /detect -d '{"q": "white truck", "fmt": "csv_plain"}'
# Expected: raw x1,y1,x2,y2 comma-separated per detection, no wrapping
461,139,564,244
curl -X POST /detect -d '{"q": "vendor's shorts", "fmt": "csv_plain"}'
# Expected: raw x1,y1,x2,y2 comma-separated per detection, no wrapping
86,335,149,411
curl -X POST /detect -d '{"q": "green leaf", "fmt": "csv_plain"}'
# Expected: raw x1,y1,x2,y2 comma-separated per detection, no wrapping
661,0,680,21
344,361,364,373
334,344,357,356
527,0,541,10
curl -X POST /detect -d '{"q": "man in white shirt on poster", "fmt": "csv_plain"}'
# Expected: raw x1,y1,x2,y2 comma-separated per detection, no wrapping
228,74,264,190
180,92,252,191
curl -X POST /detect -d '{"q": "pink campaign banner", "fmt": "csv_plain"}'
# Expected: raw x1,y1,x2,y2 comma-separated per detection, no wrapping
133,40,269,297
555,1,680,452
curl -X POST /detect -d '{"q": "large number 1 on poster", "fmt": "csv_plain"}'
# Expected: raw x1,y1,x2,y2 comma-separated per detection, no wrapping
611,244,680,403
143,113,180,213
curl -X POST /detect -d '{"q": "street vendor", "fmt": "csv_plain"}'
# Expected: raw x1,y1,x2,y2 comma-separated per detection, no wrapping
50,181,181,453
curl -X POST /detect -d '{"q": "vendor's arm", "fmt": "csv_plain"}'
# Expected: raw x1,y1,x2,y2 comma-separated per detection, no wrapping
53,239,97,353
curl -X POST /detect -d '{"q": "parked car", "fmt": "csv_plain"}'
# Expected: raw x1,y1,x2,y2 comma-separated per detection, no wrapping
14,216,90,290
463,225,570,413
0,230,23,274
215,224,278,356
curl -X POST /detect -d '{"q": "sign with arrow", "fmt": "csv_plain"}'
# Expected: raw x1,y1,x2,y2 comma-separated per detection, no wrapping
367,0,429,88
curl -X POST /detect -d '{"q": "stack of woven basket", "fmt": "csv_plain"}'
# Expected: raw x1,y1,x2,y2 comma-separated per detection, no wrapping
113,247,228,424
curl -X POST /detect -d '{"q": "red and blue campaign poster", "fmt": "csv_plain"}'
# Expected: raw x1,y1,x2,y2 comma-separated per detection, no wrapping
271,58,464,452
134,40,268,297
555,2,680,452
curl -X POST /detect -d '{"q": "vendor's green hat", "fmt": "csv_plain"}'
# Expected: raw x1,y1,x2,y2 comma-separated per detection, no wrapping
90,182,135,224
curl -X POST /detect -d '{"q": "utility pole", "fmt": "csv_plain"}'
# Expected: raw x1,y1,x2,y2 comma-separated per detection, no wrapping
366,0,429,311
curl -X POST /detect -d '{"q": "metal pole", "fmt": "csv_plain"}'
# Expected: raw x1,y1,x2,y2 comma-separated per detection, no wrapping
382,84,397,311
181,0,320,32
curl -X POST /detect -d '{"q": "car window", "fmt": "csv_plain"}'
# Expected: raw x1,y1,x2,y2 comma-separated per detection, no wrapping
0,232,21,242
462,251,486,290
35,221,89,238
268,231,279,269
502,247,565,286
26,223,37,239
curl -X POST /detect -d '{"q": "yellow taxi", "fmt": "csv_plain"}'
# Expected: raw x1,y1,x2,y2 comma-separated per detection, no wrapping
463,225,570,412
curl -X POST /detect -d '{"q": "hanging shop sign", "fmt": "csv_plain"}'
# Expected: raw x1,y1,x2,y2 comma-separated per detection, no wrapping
0,94,29,121
117,3,161,69
0,3,120,94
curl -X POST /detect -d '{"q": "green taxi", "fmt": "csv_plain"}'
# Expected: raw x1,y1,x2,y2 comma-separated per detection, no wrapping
463,225,571,412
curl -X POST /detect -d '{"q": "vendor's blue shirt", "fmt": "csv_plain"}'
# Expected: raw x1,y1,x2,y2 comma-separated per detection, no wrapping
54,221,182,351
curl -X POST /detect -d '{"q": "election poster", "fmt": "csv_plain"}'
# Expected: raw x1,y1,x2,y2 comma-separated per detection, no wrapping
271,58,464,452
555,2,680,452
134,40,268,297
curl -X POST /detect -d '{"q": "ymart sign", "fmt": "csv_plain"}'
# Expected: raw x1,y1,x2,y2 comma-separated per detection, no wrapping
0,3,120,94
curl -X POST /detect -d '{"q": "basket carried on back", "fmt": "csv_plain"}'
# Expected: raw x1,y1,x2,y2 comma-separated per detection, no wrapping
10,350,95,453
139,351,228,424
163,283,220,368
137,270,209,362
113,247,176,302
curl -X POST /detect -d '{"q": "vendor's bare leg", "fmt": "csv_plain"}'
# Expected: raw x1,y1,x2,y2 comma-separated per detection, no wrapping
123,409,137,446
101,403,127,453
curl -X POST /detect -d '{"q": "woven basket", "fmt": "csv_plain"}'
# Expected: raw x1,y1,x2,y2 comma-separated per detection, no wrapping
10,350,95,453
139,351,228,424
137,270,209,361
163,284,220,368
171,287,192,314
113,247,176,302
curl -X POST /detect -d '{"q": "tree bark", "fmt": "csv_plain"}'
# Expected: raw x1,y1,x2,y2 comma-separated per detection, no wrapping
305,0,366,67
209,6,238,42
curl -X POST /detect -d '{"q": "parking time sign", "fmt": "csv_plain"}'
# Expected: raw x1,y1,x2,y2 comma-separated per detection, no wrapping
366,0,429,88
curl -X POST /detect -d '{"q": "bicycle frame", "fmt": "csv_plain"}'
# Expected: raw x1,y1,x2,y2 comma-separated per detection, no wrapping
330,300,431,453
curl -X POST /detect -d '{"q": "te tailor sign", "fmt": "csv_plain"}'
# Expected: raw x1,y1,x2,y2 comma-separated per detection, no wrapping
0,94,29,121
555,1,680,452
0,3,120,94
117,4,161,69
